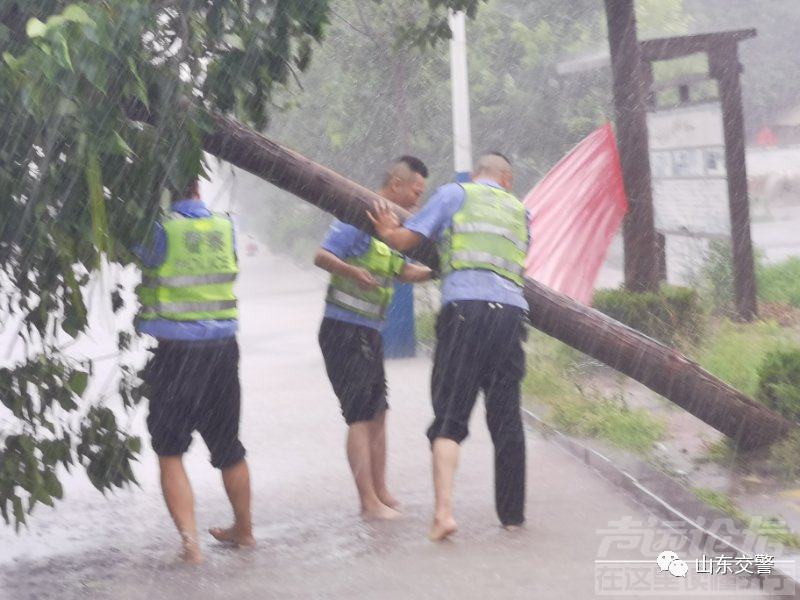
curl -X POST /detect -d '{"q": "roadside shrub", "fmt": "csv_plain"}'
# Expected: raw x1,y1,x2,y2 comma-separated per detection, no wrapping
592,285,704,346
756,348,800,420
758,258,800,308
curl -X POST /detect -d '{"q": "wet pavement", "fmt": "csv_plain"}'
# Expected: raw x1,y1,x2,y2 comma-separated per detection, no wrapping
0,253,793,598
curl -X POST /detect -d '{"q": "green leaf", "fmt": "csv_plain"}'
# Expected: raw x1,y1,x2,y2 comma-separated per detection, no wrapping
43,471,63,499
223,34,246,51
85,150,111,260
12,496,24,530
53,33,73,71
112,132,134,157
26,18,47,39
2,52,18,69
62,5,95,26
67,370,89,396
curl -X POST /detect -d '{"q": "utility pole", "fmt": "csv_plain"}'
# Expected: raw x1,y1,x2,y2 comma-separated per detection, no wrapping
604,0,659,292
449,10,472,182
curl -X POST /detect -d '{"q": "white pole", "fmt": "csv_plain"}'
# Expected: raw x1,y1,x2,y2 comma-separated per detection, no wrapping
449,10,472,182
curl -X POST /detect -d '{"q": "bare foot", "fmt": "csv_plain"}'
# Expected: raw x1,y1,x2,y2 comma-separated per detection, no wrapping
361,503,402,521
377,491,400,509
502,523,524,533
209,526,256,547
180,535,203,564
429,515,458,541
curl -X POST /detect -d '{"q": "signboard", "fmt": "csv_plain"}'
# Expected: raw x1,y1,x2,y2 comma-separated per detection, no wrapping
647,103,730,237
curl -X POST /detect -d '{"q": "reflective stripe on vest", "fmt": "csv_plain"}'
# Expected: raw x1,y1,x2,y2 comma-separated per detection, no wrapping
452,223,529,253
450,250,526,276
141,272,237,288
441,183,527,287
326,289,384,319
140,299,238,315
325,237,404,321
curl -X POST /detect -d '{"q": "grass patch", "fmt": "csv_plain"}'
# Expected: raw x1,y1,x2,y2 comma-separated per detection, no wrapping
523,331,665,454
693,488,800,549
758,258,800,307
692,319,789,397
550,393,667,453
697,438,736,466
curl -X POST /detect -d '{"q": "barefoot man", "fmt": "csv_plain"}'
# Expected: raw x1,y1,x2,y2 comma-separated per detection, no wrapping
369,153,530,540
315,156,433,520
135,177,254,562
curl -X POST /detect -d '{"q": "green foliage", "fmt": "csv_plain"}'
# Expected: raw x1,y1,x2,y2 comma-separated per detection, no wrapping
592,285,704,346
769,432,800,481
693,240,800,315
693,487,800,548
550,392,667,454
693,487,748,521
756,348,800,421
758,258,800,308
415,310,438,346
693,319,788,397
521,330,665,453
691,239,737,315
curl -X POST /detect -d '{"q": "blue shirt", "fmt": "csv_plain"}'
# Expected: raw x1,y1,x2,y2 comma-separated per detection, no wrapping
133,199,239,341
404,180,530,310
321,220,399,331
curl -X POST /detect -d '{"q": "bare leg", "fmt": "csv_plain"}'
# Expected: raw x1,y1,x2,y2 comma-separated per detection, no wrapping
369,411,399,509
348,421,400,520
429,438,460,541
209,459,255,546
158,455,202,563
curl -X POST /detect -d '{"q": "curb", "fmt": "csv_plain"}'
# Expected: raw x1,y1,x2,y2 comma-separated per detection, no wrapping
522,408,800,598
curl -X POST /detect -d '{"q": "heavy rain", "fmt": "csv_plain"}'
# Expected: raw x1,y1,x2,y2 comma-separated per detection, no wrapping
2,0,800,598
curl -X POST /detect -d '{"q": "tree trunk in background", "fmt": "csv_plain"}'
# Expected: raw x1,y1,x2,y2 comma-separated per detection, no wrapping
604,0,660,293
199,109,793,451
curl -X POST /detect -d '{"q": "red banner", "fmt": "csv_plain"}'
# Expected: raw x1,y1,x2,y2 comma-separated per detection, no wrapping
523,123,627,305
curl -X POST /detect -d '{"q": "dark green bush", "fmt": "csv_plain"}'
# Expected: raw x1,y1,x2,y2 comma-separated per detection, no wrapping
592,285,704,346
757,348,800,421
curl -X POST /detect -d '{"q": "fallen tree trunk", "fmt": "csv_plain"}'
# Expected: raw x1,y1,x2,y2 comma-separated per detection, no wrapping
200,109,794,451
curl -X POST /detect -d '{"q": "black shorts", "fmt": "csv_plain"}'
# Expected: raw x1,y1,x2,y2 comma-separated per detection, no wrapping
144,336,246,469
318,317,388,424
428,301,528,444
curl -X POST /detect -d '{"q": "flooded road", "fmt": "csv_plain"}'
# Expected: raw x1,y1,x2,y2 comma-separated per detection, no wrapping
0,253,786,598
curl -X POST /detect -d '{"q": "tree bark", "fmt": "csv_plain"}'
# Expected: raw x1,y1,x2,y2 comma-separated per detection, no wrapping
199,109,793,451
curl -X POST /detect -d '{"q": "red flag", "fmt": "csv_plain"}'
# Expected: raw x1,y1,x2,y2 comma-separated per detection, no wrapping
523,123,627,305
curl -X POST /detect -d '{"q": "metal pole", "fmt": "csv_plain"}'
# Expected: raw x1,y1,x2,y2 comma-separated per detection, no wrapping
449,10,472,182
604,0,659,292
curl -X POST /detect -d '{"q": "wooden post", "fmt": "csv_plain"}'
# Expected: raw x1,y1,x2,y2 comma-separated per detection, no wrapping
710,42,758,321
604,0,660,292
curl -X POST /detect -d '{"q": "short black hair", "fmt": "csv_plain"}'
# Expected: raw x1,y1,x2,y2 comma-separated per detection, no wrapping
396,155,429,178
484,151,511,166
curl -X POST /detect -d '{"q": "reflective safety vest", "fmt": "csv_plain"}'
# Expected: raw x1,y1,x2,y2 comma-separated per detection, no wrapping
137,212,239,321
441,183,527,287
326,237,405,321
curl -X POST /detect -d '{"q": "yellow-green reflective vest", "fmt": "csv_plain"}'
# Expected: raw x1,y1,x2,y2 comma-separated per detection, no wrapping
441,183,527,287
138,213,239,321
326,237,405,321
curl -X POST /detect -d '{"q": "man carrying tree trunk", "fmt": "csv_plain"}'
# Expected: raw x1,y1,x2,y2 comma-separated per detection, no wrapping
315,156,433,520
134,178,254,563
369,153,530,541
